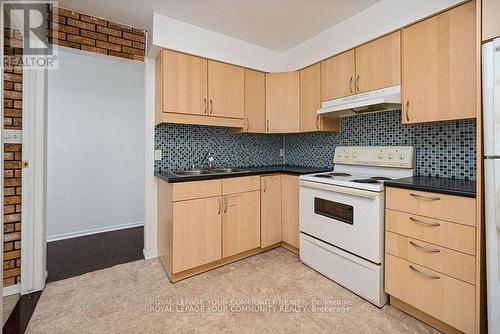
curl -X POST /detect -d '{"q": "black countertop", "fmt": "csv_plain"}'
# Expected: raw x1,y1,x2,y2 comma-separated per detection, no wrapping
384,176,476,198
155,165,330,183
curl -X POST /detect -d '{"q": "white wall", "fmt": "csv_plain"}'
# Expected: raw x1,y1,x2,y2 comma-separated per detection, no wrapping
47,48,145,241
150,0,464,72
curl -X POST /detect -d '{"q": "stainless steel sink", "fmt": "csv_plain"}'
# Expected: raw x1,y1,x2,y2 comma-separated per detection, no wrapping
173,168,249,177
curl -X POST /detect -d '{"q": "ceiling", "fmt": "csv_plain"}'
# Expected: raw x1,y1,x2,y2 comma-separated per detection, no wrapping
57,0,380,52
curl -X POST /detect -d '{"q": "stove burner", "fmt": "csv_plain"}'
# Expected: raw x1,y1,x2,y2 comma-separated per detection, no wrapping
329,172,352,176
352,179,380,184
370,176,392,181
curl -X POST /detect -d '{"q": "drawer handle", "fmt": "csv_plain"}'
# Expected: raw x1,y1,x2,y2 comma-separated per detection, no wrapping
409,241,441,253
410,193,441,201
224,197,228,213
409,265,440,279
217,198,221,215
409,216,440,227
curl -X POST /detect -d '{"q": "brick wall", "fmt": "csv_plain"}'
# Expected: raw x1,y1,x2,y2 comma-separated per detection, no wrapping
47,7,146,61
3,27,23,287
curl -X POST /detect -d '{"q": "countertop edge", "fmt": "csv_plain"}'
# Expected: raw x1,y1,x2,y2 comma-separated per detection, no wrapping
384,181,476,198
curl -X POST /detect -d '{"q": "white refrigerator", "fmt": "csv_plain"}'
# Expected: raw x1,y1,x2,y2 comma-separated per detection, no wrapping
483,38,500,334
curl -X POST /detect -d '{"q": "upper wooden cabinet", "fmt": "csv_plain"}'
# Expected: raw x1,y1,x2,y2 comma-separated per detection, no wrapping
321,50,355,101
265,72,300,133
401,2,476,124
300,64,340,132
483,0,500,41
160,50,208,115
355,31,401,94
208,60,245,119
236,69,266,133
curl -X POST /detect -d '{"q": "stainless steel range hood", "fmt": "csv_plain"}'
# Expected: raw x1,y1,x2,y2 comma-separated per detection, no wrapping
317,85,401,117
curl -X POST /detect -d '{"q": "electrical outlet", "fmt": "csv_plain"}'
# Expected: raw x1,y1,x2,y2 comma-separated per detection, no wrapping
279,149,285,157
154,149,162,161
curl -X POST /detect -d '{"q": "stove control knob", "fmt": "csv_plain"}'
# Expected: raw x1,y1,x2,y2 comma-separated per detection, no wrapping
338,153,343,158
378,153,384,159
353,153,358,158
388,153,394,159
399,154,405,160
345,153,350,158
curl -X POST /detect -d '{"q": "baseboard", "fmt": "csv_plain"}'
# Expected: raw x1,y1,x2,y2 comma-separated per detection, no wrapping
47,226,144,282
3,283,20,297
143,249,158,260
46,221,144,242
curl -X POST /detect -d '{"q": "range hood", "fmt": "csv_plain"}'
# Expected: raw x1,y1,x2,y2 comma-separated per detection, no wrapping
317,85,401,117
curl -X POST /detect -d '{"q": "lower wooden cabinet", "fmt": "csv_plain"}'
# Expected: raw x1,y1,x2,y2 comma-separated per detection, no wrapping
281,175,299,249
172,196,222,273
261,175,282,247
222,191,261,257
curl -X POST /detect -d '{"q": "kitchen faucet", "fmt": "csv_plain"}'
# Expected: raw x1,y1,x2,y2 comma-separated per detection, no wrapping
200,150,215,168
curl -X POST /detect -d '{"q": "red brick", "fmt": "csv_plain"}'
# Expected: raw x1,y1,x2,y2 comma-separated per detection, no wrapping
123,32,145,43
4,196,21,205
4,206,15,215
14,152,21,160
67,34,95,46
4,152,14,160
133,55,145,62
53,7,80,20
108,36,132,47
4,161,22,169
3,260,15,270
15,223,21,231
48,13,66,24
48,29,66,40
80,29,107,42
4,213,21,224
108,21,133,33
12,118,22,128
3,277,15,286
4,178,22,187
132,41,145,50
4,99,13,108
4,82,13,90
4,90,22,100
50,38,80,49
13,100,22,109
4,170,14,178
96,25,122,37
108,50,133,60
13,83,22,91
4,118,13,126
5,38,22,48
5,144,21,152
122,46,144,56
4,267,21,278
81,45,108,55
81,14,107,27
132,28,146,37
49,21,79,35
4,250,21,261
96,40,121,52
67,18,95,31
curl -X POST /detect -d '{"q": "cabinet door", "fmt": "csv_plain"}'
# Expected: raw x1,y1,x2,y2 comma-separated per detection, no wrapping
483,0,500,41
402,2,476,124
321,50,355,101
172,197,221,273
265,72,300,133
300,64,340,132
161,50,208,115
281,175,299,249
261,175,282,247
355,31,401,93
243,69,266,133
208,60,245,119
222,191,261,257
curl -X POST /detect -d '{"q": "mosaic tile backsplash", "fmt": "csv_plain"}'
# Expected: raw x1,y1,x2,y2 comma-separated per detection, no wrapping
155,124,283,171
155,110,476,180
284,110,476,179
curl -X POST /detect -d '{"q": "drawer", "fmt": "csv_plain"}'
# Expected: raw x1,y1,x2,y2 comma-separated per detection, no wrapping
385,231,475,284
386,187,476,226
385,254,475,334
222,176,260,195
173,179,221,201
386,209,475,255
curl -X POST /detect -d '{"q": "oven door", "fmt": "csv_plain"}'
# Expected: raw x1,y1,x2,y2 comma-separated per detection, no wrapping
299,180,384,264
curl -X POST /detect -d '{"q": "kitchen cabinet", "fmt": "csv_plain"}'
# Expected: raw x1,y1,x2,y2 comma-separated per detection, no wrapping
281,175,299,249
299,64,340,132
172,196,222,273
321,50,355,101
208,60,245,119
159,50,207,116
261,175,282,247
401,2,476,124
222,191,261,257
156,50,244,128
265,72,300,133
235,69,266,133
483,0,500,41
385,187,478,334
355,31,400,94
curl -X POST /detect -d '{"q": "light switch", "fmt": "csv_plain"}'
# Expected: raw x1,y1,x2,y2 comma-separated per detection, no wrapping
279,149,285,157
3,130,22,144
154,149,162,161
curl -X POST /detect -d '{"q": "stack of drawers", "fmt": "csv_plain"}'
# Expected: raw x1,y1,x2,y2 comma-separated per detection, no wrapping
384,187,477,334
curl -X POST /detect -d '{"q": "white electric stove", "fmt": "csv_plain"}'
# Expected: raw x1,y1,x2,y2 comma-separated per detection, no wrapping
299,146,415,307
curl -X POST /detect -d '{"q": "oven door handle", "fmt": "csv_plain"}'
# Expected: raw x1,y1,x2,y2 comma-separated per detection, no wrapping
299,180,377,199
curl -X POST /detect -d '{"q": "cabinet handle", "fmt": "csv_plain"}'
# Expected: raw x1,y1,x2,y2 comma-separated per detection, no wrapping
409,216,440,227
266,119,270,132
316,116,320,129
356,75,360,93
209,99,213,114
409,241,441,253
224,197,228,213
246,117,249,131
203,98,207,114
409,265,440,280
349,77,353,94
405,101,410,122
262,180,267,192
410,193,441,201
217,198,221,215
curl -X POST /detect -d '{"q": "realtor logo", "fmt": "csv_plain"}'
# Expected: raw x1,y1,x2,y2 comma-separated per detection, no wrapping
2,1,58,69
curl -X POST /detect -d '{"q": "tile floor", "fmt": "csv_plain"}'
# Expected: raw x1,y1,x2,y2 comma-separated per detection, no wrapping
3,293,19,325
26,248,438,333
